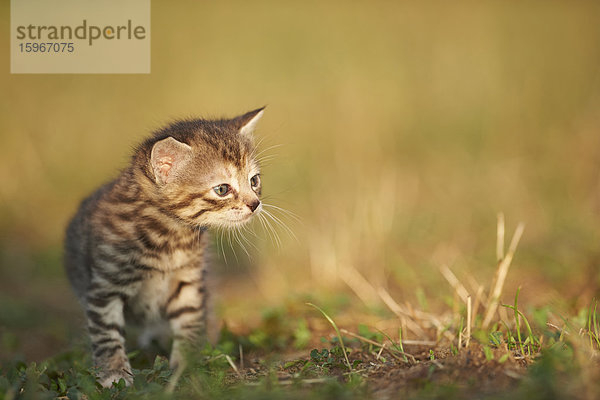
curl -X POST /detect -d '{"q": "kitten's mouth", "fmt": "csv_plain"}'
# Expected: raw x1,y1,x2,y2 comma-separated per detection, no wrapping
226,211,256,225
236,213,255,222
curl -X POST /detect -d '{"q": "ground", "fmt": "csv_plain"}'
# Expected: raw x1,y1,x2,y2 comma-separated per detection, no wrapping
2,302,599,400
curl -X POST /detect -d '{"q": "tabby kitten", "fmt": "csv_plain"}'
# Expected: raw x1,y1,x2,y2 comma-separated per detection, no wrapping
64,107,265,387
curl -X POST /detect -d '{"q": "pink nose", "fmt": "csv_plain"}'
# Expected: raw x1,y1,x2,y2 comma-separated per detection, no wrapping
247,199,260,212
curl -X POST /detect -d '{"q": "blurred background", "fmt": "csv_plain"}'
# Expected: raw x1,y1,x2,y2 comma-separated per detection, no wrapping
1,1,600,361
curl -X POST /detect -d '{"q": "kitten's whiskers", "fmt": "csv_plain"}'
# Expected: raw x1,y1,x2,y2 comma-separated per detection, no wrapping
256,154,278,166
237,225,258,253
227,229,239,263
262,204,301,223
258,212,281,248
255,143,283,159
218,227,227,264
261,205,298,242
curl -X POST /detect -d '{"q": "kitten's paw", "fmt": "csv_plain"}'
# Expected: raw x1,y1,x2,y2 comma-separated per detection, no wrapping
98,369,134,388
169,350,185,370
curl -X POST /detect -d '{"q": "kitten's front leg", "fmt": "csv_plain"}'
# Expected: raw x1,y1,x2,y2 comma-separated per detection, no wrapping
86,294,133,387
164,274,207,369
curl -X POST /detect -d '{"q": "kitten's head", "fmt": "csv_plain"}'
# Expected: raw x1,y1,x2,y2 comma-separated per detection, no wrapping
140,107,265,228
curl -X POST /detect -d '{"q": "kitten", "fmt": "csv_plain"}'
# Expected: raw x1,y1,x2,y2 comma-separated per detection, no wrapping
64,107,265,387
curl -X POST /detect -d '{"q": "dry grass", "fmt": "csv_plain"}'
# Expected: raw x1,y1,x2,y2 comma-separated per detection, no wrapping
1,1,600,398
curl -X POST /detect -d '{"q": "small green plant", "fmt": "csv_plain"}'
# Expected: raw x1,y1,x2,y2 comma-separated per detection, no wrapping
586,299,600,352
308,347,349,371
377,327,409,362
293,318,311,349
451,344,459,356
482,346,494,361
306,303,352,371
502,288,540,356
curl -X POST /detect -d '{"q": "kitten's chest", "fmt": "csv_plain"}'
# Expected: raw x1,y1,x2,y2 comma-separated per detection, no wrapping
146,247,201,271
134,226,207,272
128,272,171,322
128,249,206,322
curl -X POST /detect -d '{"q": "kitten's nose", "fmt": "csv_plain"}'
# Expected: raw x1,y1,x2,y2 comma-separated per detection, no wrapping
247,199,260,213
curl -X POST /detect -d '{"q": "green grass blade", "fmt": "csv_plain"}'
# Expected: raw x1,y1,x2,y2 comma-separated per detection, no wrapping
588,302,594,350
593,301,600,350
514,288,524,356
501,321,514,349
502,288,540,356
377,328,408,362
306,303,352,371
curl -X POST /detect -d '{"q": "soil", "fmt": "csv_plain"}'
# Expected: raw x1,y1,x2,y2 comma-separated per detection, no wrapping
231,342,527,399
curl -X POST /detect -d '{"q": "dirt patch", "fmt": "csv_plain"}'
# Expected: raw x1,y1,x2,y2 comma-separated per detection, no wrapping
369,345,525,399
228,343,527,399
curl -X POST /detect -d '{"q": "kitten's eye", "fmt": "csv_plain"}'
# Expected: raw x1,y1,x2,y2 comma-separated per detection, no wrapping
213,184,230,197
250,174,260,188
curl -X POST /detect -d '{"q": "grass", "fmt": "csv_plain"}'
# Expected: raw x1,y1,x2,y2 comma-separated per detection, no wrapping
306,302,352,372
2,0,600,399
1,296,599,399
2,216,600,399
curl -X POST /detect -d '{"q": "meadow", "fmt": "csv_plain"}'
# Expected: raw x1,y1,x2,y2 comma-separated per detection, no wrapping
1,1,600,398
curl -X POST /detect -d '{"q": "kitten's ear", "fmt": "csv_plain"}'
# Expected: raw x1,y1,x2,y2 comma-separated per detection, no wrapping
232,106,265,136
150,137,193,185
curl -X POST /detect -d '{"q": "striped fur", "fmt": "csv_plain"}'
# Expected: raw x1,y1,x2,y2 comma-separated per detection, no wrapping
64,108,265,387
